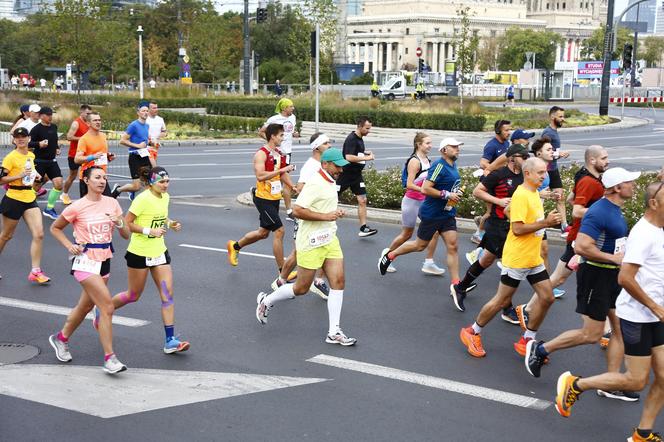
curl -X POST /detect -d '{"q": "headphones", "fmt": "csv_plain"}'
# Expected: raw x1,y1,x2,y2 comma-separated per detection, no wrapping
494,120,509,135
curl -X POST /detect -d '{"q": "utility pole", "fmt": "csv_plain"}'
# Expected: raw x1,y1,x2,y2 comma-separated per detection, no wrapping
243,0,251,95
630,3,640,97
599,0,615,116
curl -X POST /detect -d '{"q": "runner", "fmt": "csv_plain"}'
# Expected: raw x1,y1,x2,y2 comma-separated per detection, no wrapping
459,157,561,358
0,127,50,283
542,106,571,235
259,98,299,221
62,104,91,204
28,107,64,220
107,166,190,354
74,111,115,197
337,115,378,237
451,143,529,313
146,101,167,166
256,148,357,346
48,165,131,374
16,103,40,133
111,103,150,200
9,104,30,135
554,181,664,442
227,123,295,270
383,132,445,275
526,168,639,395
378,138,463,291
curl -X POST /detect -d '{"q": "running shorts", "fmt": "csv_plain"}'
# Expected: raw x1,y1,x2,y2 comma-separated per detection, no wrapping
252,193,282,232
479,218,509,258
401,196,423,229
68,157,79,171
559,242,575,265
621,319,664,357
35,160,62,180
548,168,563,189
71,257,111,282
500,264,549,288
125,250,172,269
129,153,152,180
297,236,343,270
0,195,39,220
575,262,620,322
417,217,456,241
336,172,366,196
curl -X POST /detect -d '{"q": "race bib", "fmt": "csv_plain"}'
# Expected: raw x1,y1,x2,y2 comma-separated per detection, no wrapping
357,152,366,165
309,228,333,248
94,153,108,166
535,218,545,237
146,254,167,267
614,237,627,254
137,148,150,158
71,254,102,274
270,180,282,195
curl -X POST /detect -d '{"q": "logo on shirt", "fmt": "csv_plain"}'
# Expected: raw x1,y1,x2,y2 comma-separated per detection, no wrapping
282,121,294,133
87,220,113,243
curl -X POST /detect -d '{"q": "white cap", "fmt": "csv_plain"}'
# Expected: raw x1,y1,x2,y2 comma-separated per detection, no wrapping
28,104,41,113
439,137,463,151
601,167,641,188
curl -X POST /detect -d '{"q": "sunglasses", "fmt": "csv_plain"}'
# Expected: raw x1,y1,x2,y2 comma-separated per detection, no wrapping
514,153,530,159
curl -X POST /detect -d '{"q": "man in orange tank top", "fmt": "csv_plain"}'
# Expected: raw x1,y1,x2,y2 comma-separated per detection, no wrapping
62,104,91,204
226,123,295,271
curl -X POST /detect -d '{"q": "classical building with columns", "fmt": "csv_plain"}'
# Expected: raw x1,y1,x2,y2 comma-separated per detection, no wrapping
339,0,606,74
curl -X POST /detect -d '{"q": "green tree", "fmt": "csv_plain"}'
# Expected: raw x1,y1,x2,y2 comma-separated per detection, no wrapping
189,11,243,82
453,6,479,105
640,36,664,67
497,28,563,70
477,36,499,71
581,25,632,60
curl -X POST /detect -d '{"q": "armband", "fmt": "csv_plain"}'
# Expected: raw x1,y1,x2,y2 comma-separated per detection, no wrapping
87,155,96,162
142,227,151,235
439,190,449,199
115,219,124,229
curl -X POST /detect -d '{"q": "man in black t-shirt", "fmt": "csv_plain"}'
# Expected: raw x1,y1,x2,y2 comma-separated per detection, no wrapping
28,107,63,219
337,115,378,237
450,144,528,312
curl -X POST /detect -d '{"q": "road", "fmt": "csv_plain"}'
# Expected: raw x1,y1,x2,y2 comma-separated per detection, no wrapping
0,118,658,441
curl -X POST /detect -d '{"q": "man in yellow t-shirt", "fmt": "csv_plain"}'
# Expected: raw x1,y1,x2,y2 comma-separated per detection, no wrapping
75,111,115,198
460,157,561,358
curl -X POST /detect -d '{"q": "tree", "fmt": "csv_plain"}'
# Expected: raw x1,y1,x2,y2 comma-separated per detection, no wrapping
497,28,562,71
453,6,479,105
640,36,664,67
477,36,499,71
189,11,242,82
581,25,632,60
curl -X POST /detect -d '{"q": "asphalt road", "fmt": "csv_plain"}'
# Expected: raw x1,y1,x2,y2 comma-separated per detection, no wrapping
0,116,658,441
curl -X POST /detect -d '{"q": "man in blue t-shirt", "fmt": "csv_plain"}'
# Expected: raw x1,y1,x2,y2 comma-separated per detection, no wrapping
111,103,151,199
379,137,463,284
541,106,571,233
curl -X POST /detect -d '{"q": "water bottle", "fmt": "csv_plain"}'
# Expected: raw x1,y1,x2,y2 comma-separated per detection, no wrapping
22,159,33,185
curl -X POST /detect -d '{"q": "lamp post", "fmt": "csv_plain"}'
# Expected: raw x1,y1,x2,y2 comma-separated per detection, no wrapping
137,25,144,99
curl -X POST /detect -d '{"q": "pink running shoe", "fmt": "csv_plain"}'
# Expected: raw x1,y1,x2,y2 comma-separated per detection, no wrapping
28,269,51,285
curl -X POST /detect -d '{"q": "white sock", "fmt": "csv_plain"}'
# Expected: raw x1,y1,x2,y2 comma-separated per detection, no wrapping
286,208,293,214
264,284,295,307
424,258,434,265
327,289,343,335
524,328,537,340
471,322,482,334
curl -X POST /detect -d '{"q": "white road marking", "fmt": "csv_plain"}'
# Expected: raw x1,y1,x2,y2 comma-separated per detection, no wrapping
171,175,256,181
0,297,150,327
172,201,226,208
179,243,274,259
307,354,552,411
0,364,327,418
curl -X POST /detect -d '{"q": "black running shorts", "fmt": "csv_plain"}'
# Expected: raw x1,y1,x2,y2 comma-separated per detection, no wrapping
35,160,62,180
575,263,621,322
621,319,664,357
252,194,283,232
0,196,39,220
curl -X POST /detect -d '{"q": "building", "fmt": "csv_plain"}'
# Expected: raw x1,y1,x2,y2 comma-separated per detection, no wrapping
625,0,656,33
338,0,606,73
0,0,156,20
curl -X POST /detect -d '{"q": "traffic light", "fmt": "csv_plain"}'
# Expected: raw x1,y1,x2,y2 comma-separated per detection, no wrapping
418,58,424,73
311,30,318,56
254,53,261,66
256,7,267,23
623,43,633,70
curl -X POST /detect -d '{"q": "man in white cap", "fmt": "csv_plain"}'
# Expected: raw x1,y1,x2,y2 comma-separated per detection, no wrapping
526,168,640,389
18,104,41,133
378,137,463,286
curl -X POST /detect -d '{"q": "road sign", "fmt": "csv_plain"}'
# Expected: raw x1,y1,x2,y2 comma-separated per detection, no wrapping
523,61,532,71
415,47,422,57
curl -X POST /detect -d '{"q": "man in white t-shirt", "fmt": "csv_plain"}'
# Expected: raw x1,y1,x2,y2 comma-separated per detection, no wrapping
146,101,167,166
18,104,41,133
555,181,664,441
259,98,299,221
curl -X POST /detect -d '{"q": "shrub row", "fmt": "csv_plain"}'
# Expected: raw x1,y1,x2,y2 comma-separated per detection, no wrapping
159,111,263,133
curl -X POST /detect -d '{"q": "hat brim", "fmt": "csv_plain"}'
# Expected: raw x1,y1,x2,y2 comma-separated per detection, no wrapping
439,143,463,151
330,159,350,166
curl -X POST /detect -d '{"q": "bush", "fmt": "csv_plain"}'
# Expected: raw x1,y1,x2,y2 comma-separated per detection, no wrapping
160,111,263,133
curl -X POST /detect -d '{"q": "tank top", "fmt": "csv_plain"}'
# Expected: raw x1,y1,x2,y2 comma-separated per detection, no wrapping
68,116,90,158
404,156,431,201
255,146,285,201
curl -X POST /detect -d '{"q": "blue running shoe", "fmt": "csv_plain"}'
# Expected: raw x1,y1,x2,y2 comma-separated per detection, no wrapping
164,336,190,354
129,191,136,201
43,208,58,220
553,288,566,299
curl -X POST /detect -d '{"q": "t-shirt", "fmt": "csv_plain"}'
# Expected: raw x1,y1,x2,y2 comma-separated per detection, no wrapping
298,157,321,184
1,149,36,203
17,119,38,133
482,166,523,221
68,116,89,158
62,196,122,262
502,185,545,268
146,115,166,141
77,131,109,178
418,158,461,220
568,173,604,243
578,197,628,258
404,156,431,202
125,120,149,151
482,137,510,163
294,169,338,253
28,123,59,161
616,218,664,323
341,132,366,173
127,190,169,258
264,113,296,154
538,172,550,192
541,126,561,171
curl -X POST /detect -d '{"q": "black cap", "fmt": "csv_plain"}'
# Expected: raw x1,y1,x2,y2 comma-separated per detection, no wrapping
12,127,30,137
38,106,54,115
506,143,529,157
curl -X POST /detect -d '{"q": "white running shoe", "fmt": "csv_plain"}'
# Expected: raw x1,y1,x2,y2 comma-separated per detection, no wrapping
256,292,270,324
386,264,397,273
465,248,481,265
48,334,72,362
103,354,127,374
421,262,445,276
325,330,357,346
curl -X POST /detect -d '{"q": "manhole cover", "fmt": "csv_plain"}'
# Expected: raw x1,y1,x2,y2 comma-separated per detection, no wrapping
0,343,40,365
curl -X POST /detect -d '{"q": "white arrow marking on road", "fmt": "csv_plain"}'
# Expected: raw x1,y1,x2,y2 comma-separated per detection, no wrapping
0,364,328,418
0,297,149,327
307,354,552,411
179,243,274,259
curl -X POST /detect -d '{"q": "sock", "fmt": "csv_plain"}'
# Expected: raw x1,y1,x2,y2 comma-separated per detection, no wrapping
451,279,460,285
459,261,486,290
536,342,549,357
57,331,68,342
572,378,582,392
387,252,396,261
424,258,434,265
233,241,241,251
47,188,62,209
31,267,41,274
164,325,175,341
314,277,325,285
524,328,537,340
104,353,114,361
637,429,653,438
471,322,482,334
264,284,295,306
327,289,343,335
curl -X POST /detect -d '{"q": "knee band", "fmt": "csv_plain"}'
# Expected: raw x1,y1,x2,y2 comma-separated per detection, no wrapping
119,291,139,304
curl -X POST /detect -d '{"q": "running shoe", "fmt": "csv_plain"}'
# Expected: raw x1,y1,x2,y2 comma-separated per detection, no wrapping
501,306,520,325
525,340,546,378
42,208,58,220
256,292,270,324
560,225,571,239
628,429,663,442
325,330,357,346
473,215,482,227
164,336,191,354
378,248,392,275
465,283,478,294
555,371,582,418
48,334,72,362
310,279,329,300
36,187,47,197
421,262,445,276
286,211,296,222
600,331,611,349
597,389,640,402
459,326,486,357
450,284,466,312
470,231,483,245
226,240,239,266
514,336,532,357
60,193,72,205
92,305,100,331
386,264,397,273
359,225,378,237
28,269,51,285
271,277,285,291
286,270,297,282
129,191,136,201
111,184,121,199
103,354,127,374
553,287,566,298
465,248,481,265
515,304,529,331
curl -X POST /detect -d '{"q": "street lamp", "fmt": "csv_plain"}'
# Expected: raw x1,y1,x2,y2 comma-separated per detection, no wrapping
137,25,144,99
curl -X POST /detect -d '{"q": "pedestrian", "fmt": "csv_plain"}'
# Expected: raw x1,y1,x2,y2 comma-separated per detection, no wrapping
62,104,92,205
371,80,379,98
275,79,283,97
29,107,64,219
504,84,515,107
149,78,156,89
74,111,115,197
146,101,167,166
111,103,151,200
542,106,572,235
39,78,47,90
226,80,231,93
48,165,131,374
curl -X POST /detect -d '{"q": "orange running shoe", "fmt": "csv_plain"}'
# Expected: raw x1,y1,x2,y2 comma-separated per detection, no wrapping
628,428,663,441
555,371,582,418
459,326,486,358
227,240,239,266
515,304,529,332
599,331,611,349
28,269,51,285
514,336,532,356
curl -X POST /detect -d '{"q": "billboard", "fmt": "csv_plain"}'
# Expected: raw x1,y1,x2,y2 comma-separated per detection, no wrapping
577,61,621,79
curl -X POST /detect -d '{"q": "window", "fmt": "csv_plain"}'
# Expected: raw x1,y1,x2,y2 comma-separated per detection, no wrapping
405,48,409,54
434,28,440,33
491,30,497,37
406,28,410,35
392,81,401,89
379,29,382,33
546,3,549,8
387,28,391,32
562,2,565,8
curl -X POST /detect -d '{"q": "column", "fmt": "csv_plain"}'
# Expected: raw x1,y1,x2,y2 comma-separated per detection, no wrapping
432,42,439,72
373,41,379,73
385,41,393,71
363,43,370,72
394,42,400,69
348,44,353,63
377,42,383,72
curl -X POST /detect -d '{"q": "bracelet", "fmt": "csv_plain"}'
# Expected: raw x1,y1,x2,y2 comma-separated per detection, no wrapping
440,190,449,199
142,227,151,235
115,219,124,229
87,155,95,162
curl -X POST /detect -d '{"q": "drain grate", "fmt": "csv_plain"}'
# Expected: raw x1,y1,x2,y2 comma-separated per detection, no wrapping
0,343,40,365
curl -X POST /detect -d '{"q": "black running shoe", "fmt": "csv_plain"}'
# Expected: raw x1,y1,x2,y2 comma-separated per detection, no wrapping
359,225,378,237
378,248,392,275
111,184,121,199
525,340,546,378
450,284,466,312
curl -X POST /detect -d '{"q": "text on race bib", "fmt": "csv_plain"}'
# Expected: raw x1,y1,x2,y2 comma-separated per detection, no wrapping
146,254,167,267
71,254,102,274
309,228,333,248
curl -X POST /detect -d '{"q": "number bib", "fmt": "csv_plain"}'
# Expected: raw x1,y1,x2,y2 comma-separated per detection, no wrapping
614,237,627,254
146,254,167,267
309,228,333,248
94,153,108,166
71,254,102,274
137,148,150,158
270,180,282,195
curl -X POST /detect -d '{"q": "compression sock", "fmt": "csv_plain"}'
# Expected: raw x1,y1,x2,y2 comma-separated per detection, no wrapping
164,325,175,341
263,284,295,306
327,289,343,335
47,189,62,209
459,261,486,290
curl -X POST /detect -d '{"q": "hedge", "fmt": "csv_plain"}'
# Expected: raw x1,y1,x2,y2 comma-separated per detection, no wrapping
159,111,263,133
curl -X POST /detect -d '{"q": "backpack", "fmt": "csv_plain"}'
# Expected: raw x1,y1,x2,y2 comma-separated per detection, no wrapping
401,155,422,188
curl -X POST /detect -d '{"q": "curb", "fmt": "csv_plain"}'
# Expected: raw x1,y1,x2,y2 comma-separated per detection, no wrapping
236,192,567,246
